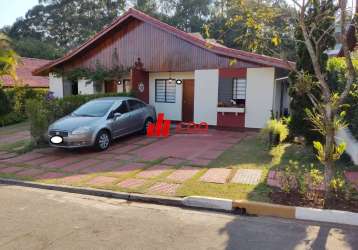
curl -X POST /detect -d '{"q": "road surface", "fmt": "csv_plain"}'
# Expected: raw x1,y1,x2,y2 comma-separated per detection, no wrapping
0,185,357,250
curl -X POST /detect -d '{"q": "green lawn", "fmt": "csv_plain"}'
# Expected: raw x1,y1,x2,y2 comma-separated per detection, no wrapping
1,133,357,202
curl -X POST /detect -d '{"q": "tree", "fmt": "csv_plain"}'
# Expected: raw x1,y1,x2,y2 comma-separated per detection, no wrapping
164,0,212,32
207,0,297,60
12,37,64,60
292,0,356,200
0,33,18,79
289,0,336,142
8,0,126,50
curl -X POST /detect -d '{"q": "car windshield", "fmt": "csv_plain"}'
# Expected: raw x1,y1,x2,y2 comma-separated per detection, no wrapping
73,101,114,117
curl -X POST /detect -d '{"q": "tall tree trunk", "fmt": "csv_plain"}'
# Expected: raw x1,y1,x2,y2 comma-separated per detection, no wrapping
324,104,335,202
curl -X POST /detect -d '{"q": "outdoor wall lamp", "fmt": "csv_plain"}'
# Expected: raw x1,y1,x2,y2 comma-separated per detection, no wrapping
176,79,183,85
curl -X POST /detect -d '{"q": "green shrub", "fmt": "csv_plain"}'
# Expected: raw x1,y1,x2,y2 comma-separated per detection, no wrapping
0,112,27,127
5,85,47,115
0,85,11,116
26,99,51,145
27,92,132,144
262,119,289,146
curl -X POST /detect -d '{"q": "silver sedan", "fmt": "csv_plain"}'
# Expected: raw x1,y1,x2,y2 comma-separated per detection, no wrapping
48,97,156,150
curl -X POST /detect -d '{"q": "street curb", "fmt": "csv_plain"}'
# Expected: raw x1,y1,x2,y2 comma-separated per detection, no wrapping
233,200,295,219
295,207,358,226
0,178,183,207
183,196,233,211
1,178,357,226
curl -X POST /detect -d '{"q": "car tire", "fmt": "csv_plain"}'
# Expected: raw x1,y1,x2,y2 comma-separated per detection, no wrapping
95,130,111,151
142,118,153,134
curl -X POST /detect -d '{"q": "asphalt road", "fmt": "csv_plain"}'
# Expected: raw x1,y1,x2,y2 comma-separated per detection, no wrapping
0,185,357,250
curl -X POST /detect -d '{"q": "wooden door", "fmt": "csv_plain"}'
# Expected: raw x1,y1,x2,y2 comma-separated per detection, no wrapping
182,80,194,122
105,81,117,93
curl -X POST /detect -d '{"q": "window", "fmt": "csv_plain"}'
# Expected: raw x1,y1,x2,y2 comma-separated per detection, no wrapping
155,79,176,103
114,101,129,114
232,78,246,100
73,100,114,117
128,100,145,111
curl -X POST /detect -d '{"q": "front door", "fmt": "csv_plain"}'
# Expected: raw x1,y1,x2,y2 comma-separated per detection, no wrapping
182,79,194,122
105,80,117,93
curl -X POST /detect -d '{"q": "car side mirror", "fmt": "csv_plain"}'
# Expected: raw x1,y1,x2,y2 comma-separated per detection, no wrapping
113,112,122,120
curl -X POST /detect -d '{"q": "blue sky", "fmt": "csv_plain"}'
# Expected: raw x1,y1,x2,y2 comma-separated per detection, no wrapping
0,0,38,27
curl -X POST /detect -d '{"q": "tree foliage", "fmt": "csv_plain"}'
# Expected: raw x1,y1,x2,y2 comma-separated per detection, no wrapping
7,0,126,51
207,0,297,60
289,0,337,142
0,33,18,79
2,0,296,60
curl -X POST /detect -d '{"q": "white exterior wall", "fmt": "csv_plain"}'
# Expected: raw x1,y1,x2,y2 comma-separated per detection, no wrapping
194,69,219,126
78,79,94,95
49,73,63,98
149,72,194,121
245,68,275,129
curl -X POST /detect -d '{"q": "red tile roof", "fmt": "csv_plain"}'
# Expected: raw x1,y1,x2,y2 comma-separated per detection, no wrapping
33,8,294,76
1,57,50,88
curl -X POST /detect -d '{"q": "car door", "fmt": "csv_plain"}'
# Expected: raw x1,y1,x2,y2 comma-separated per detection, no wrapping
110,101,132,137
127,100,146,131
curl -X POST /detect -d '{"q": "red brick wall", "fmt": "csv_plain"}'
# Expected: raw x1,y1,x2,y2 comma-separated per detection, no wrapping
217,112,245,128
131,68,149,103
219,68,247,78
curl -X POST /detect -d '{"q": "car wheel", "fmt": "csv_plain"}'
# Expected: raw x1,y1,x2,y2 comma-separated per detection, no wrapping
142,118,153,134
95,130,111,151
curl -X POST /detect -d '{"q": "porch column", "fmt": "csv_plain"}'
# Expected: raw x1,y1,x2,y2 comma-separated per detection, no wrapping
49,73,63,98
131,58,149,103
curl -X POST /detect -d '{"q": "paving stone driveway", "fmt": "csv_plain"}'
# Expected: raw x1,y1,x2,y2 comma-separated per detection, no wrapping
0,130,257,196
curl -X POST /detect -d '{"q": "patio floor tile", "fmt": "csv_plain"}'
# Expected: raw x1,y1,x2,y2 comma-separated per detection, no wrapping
197,150,224,160
41,157,82,169
162,158,184,165
167,166,200,182
15,168,43,178
26,156,61,166
94,153,117,160
80,160,121,174
111,145,139,154
0,166,23,174
87,176,118,186
2,152,43,164
110,163,146,176
117,178,146,189
60,174,88,184
113,154,135,161
267,170,282,188
0,153,17,160
231,169,263,185
37,172,67,179
136,165,171,179
61,159,101,173
147,182,181,195
190,158,212,166
200,168,232,184
345,171,358,183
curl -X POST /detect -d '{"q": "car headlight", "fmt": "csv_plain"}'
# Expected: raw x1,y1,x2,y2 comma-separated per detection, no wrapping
72,126,91,135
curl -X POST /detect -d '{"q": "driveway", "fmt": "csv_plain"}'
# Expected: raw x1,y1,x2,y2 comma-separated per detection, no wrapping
0,130,256,198
0,185,357,250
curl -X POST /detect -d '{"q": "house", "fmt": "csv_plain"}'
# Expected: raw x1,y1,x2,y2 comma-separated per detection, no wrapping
33,8,293,129
1,57,50,88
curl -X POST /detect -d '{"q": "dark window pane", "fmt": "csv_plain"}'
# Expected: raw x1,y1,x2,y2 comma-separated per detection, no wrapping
114,101,129,114
128,100,144,110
